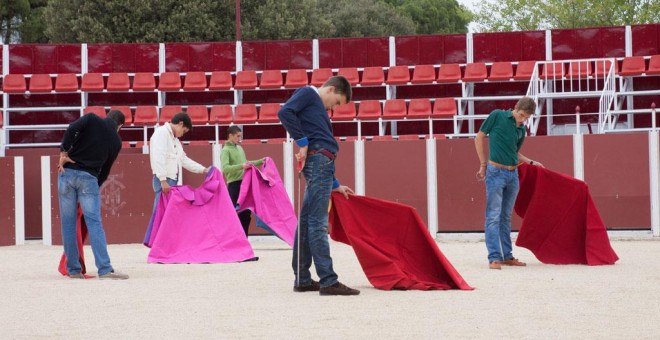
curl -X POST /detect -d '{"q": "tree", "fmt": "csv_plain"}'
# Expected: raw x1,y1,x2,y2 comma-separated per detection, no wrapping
18,0,48,43
473,0,660,32
321,0,416,37
0,0,30,43
240,0,335,40
384,0,471,34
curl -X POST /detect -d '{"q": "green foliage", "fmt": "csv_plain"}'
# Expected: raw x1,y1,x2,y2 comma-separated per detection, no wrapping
240,0,335,40
0,0,31,43
321,0,416,37
385,0,471,34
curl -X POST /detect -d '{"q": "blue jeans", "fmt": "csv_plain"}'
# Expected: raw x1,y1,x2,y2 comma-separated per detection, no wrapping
484,164,520,263
292,153,338,288
58,169,113,275
144,176,178,244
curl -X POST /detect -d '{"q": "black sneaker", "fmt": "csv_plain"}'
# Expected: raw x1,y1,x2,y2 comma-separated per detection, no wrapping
319,282,360,296
293,279,320,292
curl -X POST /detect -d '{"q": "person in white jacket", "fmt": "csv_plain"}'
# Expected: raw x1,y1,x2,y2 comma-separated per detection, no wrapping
144,112,209,244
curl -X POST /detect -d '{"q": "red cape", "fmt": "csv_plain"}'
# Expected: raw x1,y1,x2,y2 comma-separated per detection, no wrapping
329,192,473,290
515,163,618,265
58,207,93,277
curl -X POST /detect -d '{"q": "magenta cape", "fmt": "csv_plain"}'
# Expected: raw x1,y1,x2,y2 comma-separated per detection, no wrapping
147,167,255,263
237,157,296,247
329,192,473,291
514,163,618,265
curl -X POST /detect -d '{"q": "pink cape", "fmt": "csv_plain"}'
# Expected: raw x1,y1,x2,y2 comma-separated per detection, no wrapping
515,163,619,265
147,167,255,263
237,157,296,247
329,192,473,291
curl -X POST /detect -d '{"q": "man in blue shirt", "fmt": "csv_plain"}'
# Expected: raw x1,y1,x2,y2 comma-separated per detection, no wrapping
278,76,359,296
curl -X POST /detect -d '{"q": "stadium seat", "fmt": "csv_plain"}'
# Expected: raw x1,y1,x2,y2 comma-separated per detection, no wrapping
81,73,104,91
3,74,26,93
158,72,182,91
411,65,436,84
28,74,53,93
259,70,283,89
382,99,407,120
311,68,333,87
407,98,432,118
567,61,592,78
133,106,158,126
258,103,282,123
183,72,208,91
594,60,616,78
110,106,132,122
132,72,156,91
513,61,537,80
186,105,209,124
432,98,457,118
284,69,309,88
210,105,233,124
106,73,130,92
386,65,410,85
437,64,462,83
337,68,359,86
647,55,660,75
541,62,565,79
361,67,385,86
160,105,183,124
331,102,356,121
462,63,488,82
234,104,258,124
0,110,3,128
55,73,79,92
619,56,646,76
84,106,107,118
234,70,258,90
488,62,514,81
209,71,233,90
357,100,382,119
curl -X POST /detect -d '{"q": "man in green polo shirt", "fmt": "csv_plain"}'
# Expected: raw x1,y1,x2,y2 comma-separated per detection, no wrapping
220,125,264,236
474,96,544,270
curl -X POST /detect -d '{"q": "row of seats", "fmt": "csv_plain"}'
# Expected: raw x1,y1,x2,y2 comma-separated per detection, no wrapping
4,55,657,94
85,98,458,126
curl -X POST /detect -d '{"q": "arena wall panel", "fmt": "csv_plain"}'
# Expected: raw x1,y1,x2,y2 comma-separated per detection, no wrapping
0,158,16,246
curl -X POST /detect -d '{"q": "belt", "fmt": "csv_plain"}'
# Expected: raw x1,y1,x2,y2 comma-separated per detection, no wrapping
488,160,518,171
307,148,336,161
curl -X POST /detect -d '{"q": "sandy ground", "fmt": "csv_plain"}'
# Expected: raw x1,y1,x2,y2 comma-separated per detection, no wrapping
1,237,659,339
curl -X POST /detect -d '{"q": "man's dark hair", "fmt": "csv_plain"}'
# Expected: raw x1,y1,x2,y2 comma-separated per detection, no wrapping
106,109,126,127
515,97,537,116
171,112,193,130
322,76,352,103
226,125,242,137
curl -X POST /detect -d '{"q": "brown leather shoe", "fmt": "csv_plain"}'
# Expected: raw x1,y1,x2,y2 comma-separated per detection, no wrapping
319,282,360,296
293,280,320,292
489,261,502,270
501,258,526,266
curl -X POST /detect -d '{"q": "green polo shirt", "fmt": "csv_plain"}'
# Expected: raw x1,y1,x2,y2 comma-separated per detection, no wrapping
219,141,264,184
480,109,526,166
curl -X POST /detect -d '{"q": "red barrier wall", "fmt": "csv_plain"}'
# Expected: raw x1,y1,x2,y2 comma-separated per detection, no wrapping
0,158,16,246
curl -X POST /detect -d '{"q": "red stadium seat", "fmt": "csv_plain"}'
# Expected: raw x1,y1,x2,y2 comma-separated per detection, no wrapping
386,65,410,85
234,70,258,90
462,63,488,82
619,56,646,76
110,106,132,122
284,69,309,88
209,71,233,90
411,65,436,84
513,61,537,80
407,98,432,118
0,110,3,128
160,105,183,123
337,68,359,86
186,105,209,124
55,73,79,92
132,72,156,91
106,73,130,91
3,74,26,93
133,106,158,126
567,61,592,78
357,100,382,119
158,72,182,91
361,67,385,86
432,98,457,118
28,74,53,93
382,99,407,119
331,102,356,121
437,64,462,83
594,60,616,78
259,70,283,89
258,103,282,123
488,62,514,81
210,105,233,124
183,72,207,91
234,104,258,124
311,68,333,87
541,62,565,78
648,55,660,75
81,73,104,91
84,106,107,118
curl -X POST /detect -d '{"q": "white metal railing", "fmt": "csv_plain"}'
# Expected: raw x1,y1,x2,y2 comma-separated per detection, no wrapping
598,60,618,133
